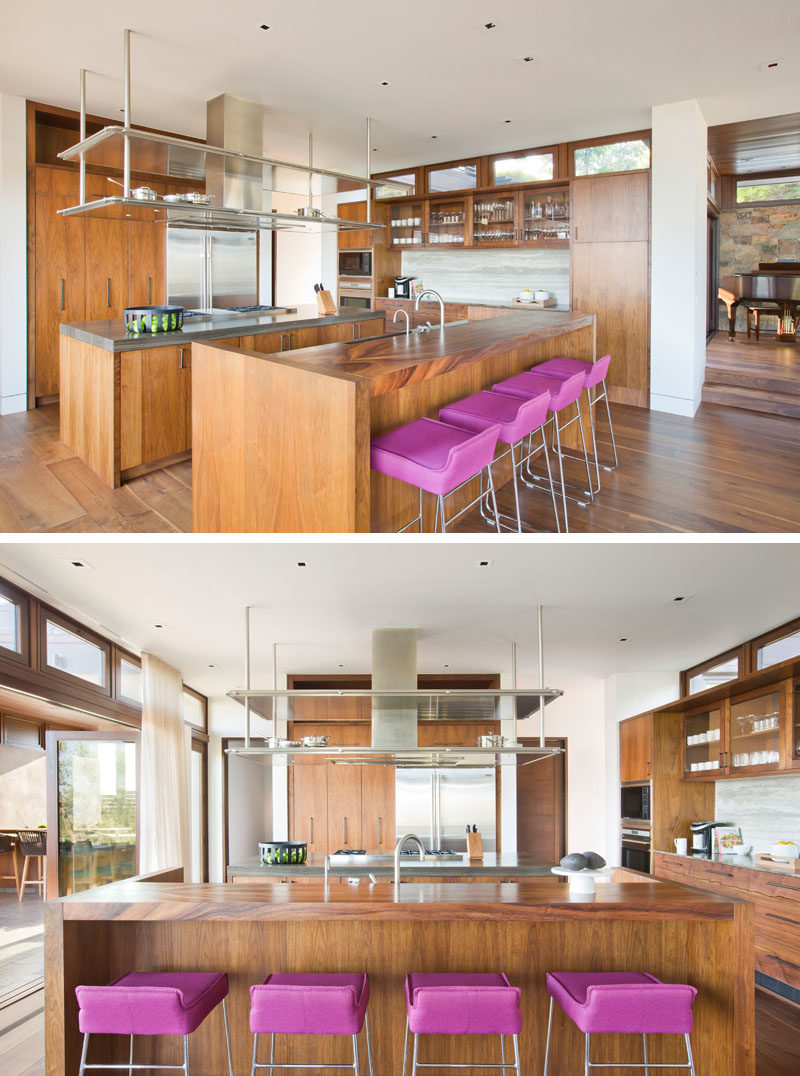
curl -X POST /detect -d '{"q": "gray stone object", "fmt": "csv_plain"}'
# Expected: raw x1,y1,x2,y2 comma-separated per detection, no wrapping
560,853,589,871
583,851,606,869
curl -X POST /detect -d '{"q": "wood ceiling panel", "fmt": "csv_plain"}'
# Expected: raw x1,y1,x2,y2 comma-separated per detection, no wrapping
708,112,800,175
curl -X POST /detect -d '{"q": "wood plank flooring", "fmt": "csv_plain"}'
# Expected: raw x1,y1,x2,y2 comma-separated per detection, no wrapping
1,986,797,1075
703,330,800,418
0,398,798,533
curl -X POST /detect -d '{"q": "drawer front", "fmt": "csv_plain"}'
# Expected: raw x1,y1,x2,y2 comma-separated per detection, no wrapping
755,949,800,991
750,870,800,903
653,854,750,896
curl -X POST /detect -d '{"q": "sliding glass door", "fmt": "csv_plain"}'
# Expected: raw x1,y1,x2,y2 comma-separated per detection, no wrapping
45,730,139,898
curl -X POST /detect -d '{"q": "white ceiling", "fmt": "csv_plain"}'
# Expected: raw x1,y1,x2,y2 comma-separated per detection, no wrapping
0,541,797,700
2,1,799,171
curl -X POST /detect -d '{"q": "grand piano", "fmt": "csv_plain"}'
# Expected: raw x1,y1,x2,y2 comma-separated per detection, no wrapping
719,262,800,342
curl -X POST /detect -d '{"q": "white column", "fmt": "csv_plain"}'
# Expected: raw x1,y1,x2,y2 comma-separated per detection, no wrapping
650,99,708,417
0,94,28,415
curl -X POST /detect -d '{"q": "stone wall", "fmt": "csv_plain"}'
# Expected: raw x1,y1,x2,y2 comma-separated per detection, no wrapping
718,202,800,331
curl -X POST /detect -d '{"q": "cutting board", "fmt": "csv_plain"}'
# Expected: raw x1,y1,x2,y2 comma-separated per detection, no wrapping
512,297,556,308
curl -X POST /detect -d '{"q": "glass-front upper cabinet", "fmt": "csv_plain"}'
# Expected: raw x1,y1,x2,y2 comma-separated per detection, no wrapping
684,707,723,777
728,690,782,772
520,188,570,245
472,194,517,245
426,197,468,247
388,202,425,249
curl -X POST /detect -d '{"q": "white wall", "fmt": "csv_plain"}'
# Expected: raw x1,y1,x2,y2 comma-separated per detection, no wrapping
0,93,28,414
602,672,680,865
226,754,273,866
650,99,708,416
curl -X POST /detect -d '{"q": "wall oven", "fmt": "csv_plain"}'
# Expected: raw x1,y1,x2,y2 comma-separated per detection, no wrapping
338,281,372,310
620,782,651,822
620,826,651,874
338,250,372,279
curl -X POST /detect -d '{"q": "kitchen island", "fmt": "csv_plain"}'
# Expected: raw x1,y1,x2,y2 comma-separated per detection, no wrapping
45,870,753,1075
58,307,385,487
228,851,556,883
191,308,596,532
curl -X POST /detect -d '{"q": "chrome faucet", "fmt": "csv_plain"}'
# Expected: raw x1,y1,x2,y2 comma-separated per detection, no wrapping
394,833,425,888
414,289,445,330
393,308,410,336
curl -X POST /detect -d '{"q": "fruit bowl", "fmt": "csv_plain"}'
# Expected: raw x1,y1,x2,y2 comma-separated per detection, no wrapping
770,842,799,860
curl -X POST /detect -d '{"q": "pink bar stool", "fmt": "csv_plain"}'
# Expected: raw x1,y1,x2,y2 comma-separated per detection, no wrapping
533,354,618,494
75,971,233,1076
403,972,522,1075
439,388,559,533
370,417,502,533
249,972,372,1075
543,971,697,1076
492,369,588,532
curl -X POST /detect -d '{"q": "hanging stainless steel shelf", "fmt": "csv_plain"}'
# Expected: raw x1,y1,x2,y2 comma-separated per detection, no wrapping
56,195,383,232
225,745,564,766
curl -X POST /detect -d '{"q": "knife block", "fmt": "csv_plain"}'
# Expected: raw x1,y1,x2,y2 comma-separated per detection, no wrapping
316,289,337,315
466,831,483,861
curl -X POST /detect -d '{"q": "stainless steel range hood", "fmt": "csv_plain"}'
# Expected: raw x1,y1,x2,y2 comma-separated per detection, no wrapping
371,629,418,750
205,94,264,213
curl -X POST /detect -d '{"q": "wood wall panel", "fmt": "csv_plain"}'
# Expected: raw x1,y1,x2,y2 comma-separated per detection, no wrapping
59,337,118,486
34,196,85,398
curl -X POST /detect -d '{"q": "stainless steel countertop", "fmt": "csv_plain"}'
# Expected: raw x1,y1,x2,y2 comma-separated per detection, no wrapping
228,852,555,879
59,305,385,353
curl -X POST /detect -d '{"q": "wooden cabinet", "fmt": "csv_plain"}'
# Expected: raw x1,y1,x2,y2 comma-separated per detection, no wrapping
84,219,128,322
291,762,328,854
519,188,570,246
682,705,724,778
427,196,469,248
327,766,362,851
361,765,395,852
34,195,85,398
619,713,652,782
388,201,425,249
119,345,191,472
128,221,166,308
571,172,649,243
337,201,373,249
682,684,788,779
571,171,650,407
471,193,517,247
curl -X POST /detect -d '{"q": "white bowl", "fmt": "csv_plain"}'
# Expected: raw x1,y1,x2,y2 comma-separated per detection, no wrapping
770,842,799,860
722,844,751,856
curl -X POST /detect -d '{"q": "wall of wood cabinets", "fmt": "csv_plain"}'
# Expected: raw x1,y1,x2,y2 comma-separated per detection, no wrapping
619,712,653,782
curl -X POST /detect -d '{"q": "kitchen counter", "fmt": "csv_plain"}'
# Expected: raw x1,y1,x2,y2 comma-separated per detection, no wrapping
45,871,753,1076
228,851,555,880
59,305,384,353
192,308,596,531
655,848,800,878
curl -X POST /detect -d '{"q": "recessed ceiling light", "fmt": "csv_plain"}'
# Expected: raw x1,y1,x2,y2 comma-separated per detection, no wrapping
154,623,167,630
516,55,535,64
296,561,308,567
259,24,271,31
503,119,512,124
208,663,216,668
673,596,685,603
443,663,450,668
758,59,781,70
619,637,628,643
63,557,93,570
476,559,493,567
477,19,502,31
431,135,438,139
379,80,390,87
338,663,345,668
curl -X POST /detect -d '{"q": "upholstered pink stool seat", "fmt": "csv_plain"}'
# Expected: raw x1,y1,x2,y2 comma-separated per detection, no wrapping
439,389,558,532
544,971,697,1075
533,353,619,491
493,368,590,532
249,972,373,1075
370,416,501,533
403,972,521,1075
76,971,233,1076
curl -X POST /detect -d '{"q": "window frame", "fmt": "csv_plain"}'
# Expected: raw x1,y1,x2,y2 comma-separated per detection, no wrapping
0,577,30,666
680,644,747,699
489,145,558,188
182,684,208,734
748,615,800,673
371,167,422,200
733,170,800,209
424,158,481,195
0,713,45,749
115,649,143,710
39,605,112,696
569,130,651,178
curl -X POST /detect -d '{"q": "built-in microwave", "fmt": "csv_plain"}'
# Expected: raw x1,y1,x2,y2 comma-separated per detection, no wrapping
620,782,651,821
338,250,372,278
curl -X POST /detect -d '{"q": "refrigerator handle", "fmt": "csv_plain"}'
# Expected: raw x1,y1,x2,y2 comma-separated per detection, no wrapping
431,775,437,851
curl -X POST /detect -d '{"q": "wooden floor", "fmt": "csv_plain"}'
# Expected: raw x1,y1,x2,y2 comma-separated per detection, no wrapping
0,397,799,533
1,987,797,1075
703,330,800,418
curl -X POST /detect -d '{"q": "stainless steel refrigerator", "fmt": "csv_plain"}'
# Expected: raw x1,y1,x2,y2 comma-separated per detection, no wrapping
167,227,258,310
395,768,496,852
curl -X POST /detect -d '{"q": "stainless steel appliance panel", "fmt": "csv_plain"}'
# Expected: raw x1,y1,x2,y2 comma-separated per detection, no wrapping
209,230,258,309
439,769,496,852
167,228,206,309
394,769,434,847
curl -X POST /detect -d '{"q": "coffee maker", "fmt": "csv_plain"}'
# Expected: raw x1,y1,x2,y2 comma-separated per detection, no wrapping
394,276,415,300
690,820,732,856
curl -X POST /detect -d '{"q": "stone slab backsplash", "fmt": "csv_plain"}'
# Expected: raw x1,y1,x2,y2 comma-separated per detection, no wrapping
399,248,571,307
714,775,800,852
718,203,800,331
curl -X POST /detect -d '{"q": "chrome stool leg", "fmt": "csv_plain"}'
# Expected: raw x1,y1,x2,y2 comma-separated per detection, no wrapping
183,1033,190,1076
512,1033,521,1076
129,1034,134,1076
79,1033,90,1076
352,1030,360,1075
411,1029,419,1076
501,1034,506,1070
585,1031,590,1076
364,1010,374,1076
585,391,601,495
509,444,522,533
543,995,553,1075
554,419,570,533
541,434,561,533
576,399,594,500
402,1015,409,1076
486,465,501,533
685,1033,696,1076
250,1032,258,1076
599,379,619,469
643,1031,649,1075
222,997,234,1076
269,1032,275,1076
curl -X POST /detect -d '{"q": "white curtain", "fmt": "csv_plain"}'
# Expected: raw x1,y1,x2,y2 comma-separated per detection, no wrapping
140,653,190,876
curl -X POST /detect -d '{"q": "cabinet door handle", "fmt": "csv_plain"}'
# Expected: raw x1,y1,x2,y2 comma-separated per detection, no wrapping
179,348,186,370
308,817,314,845
645,761,651,777
767,879,800,893
342,818,347,845
106,278,111,307
281,332,291,351
377,816,382,846
574,226,579,241
147,276,152,305
766,911,800,927
60,279,65,311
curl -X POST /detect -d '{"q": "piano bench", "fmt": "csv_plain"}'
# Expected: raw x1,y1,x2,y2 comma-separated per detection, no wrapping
746,306,780,341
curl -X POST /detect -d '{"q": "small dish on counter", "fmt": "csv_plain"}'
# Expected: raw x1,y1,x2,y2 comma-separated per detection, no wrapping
301,735,330,747
721,844,751,856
